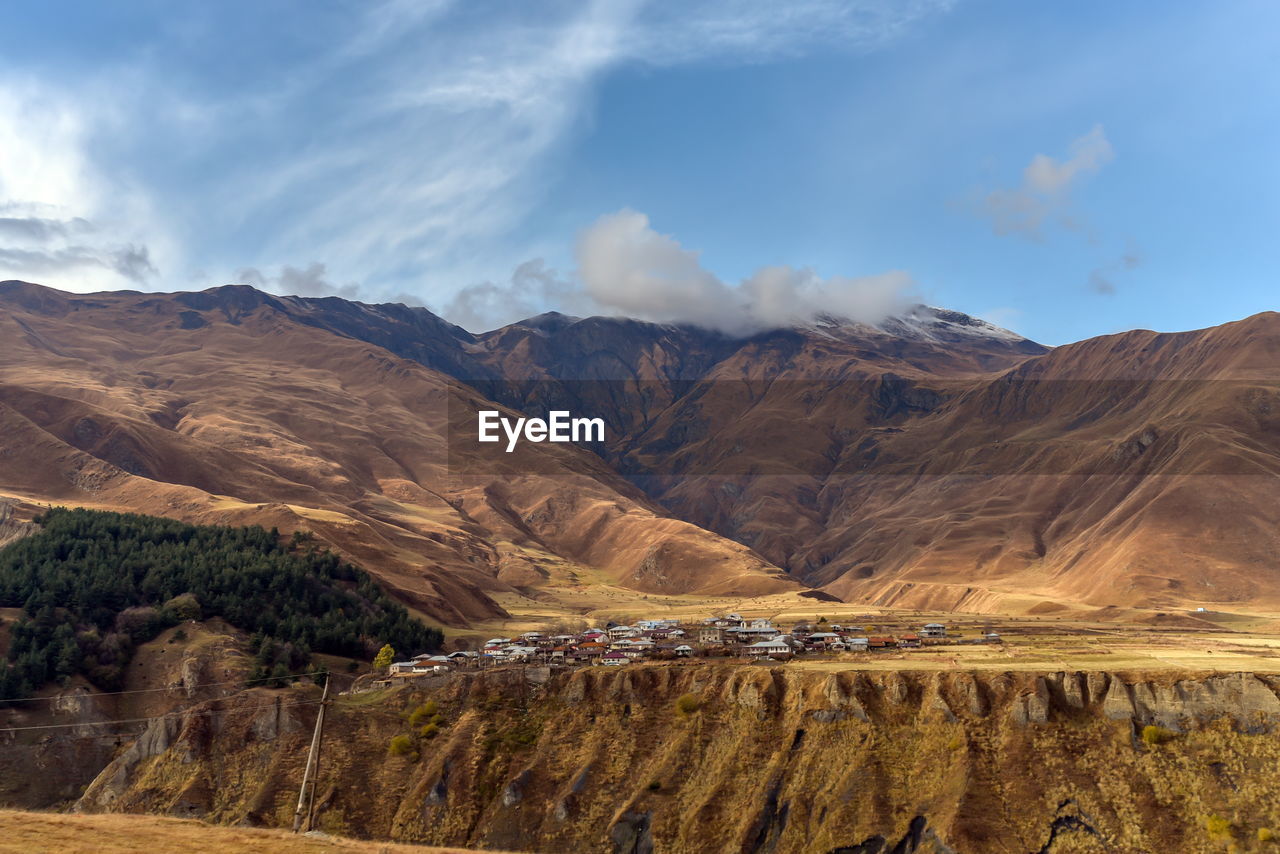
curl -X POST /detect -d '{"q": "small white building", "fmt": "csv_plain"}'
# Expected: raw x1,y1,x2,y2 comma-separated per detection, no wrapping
920,623,947,639
744,638,793,658
727,625,781,642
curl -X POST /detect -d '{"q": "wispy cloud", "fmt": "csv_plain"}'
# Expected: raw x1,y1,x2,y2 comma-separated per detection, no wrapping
439,259,588,331
0,85,166,289
2,0,954,299
978,125,1113,239
0,244,155,284
236,262,361,300
1087,246,1142,296
0,213,93,243
629,0,955,62
974,125,1143,297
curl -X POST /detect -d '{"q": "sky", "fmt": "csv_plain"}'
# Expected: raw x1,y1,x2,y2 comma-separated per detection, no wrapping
0,0,1277,345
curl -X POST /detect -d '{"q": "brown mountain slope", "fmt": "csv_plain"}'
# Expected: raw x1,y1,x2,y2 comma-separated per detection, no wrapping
5,279,1279,618
812,313,1280,611
0,282,795,626
458,307,1280,614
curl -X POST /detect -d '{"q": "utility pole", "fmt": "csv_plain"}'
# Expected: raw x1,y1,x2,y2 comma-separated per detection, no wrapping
292,677,330,833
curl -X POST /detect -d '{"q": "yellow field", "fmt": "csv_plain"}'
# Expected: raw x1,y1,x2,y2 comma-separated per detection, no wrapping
0,811,509,854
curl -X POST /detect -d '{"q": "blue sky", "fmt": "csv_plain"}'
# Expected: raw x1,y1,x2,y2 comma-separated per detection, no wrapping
0,1,1276,344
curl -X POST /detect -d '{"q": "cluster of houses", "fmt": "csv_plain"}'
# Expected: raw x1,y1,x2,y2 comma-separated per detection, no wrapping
381,615,1002,679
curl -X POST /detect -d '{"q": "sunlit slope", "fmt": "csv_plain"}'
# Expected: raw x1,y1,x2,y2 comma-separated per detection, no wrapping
0,281,795,625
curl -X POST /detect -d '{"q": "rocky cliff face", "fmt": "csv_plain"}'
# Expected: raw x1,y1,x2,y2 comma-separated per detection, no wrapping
75,665,1280,853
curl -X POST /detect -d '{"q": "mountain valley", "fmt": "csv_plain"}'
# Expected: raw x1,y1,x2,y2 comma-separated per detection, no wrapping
4,281,1278,626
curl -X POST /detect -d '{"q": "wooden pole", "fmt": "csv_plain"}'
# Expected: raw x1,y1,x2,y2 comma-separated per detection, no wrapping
292,678,329,833
304,683,327,832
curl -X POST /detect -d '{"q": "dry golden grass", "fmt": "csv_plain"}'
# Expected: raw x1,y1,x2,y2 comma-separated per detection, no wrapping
0,810,515,854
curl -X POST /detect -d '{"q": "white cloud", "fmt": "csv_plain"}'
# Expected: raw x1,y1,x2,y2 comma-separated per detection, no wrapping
979,125,1114,239
184,0,954,299
576,210,730,329
1023,125,1113,195
436,210,915,334
0,83,168,290
437,259,591,331
1,1,954,301
558,209,912,335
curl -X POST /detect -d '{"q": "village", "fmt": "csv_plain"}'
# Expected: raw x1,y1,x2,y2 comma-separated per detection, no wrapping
376,613,1004,681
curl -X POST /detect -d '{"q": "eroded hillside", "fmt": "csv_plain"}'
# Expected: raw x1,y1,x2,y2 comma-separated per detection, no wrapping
0,281,795,627
6,280,1280,619
73,665,1280,853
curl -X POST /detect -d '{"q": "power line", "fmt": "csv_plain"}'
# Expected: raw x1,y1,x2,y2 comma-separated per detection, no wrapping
0,697,325,735
0,670,332,704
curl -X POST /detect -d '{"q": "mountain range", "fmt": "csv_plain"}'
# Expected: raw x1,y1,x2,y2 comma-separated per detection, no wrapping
2,279,1278,625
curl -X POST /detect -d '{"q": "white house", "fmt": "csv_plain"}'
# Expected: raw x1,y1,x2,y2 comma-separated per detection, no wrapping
744,638,793,657
920,623,947,639
727,624,781,642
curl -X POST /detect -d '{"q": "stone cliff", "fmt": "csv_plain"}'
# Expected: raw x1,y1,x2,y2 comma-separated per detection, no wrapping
67,665,1280,853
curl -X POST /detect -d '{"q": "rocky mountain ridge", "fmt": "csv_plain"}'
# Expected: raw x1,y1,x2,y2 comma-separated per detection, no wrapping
4,279,1280,619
